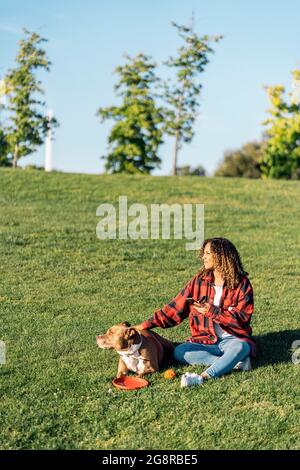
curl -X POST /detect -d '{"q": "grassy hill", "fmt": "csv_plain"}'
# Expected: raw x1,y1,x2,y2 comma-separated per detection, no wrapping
0,168,300,450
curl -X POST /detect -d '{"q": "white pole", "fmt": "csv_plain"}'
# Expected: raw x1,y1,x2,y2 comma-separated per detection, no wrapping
45,109,53,172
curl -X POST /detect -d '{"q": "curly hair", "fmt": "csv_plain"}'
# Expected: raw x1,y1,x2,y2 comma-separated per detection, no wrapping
198,238,248,289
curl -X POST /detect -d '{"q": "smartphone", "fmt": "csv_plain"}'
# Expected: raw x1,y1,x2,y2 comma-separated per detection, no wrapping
186,297,206,304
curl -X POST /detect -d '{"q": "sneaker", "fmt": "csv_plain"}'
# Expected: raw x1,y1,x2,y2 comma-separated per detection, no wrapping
233,357,252,372
180,373,204,388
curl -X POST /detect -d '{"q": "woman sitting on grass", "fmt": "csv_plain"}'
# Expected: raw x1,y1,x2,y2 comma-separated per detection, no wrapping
136,237,255,388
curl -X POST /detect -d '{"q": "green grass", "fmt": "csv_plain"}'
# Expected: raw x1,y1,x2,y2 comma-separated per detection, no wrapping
0,167,300,450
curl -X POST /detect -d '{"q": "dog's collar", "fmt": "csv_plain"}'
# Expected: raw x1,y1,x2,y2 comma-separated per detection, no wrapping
117,333,143,356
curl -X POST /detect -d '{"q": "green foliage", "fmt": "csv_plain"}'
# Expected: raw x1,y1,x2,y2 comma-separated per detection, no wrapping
24,164,45,171
0,127,11,166
176,164,206,176
98,22,222,176
163,22,222,174
214,141,265,178
98,54,164,174
2,29,58,168
261,70,300,179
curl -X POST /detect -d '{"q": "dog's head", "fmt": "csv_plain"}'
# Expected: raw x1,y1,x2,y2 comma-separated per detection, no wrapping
96,322,140,352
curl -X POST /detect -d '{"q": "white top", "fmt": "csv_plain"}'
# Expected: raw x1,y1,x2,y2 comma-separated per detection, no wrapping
213,284,233,338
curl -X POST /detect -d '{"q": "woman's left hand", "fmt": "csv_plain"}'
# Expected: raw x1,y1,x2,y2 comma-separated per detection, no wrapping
193,302,211,315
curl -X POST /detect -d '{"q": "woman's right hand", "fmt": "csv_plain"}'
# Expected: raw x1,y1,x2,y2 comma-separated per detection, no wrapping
133,324,145,331
192,302,210,315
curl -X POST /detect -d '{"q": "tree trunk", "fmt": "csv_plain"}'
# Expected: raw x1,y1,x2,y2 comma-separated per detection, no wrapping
172,129,179,176
13,146,18,168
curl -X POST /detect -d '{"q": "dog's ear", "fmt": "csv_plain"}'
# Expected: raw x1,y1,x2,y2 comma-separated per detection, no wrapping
121,321,131,327
124,328,137,340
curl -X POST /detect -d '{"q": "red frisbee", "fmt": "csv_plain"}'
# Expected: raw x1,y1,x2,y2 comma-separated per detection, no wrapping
112,376,149,390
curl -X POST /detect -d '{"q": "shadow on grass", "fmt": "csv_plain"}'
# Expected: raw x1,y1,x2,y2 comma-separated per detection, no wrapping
254,329,300,368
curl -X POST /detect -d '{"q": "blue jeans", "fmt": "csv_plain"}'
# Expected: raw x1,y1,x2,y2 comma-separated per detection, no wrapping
173,336,251,379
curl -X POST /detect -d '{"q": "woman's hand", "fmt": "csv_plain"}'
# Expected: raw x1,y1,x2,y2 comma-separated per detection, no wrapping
193,302,211,315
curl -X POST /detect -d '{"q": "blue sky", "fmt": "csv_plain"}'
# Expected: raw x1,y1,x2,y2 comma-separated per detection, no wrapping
1,0,300,175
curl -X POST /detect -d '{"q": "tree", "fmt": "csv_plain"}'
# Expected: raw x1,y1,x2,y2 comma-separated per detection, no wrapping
163,22,222,175
261,69,300,179
214,141,265,178
97,54,164,174
3,29,58,168
176,164,206,176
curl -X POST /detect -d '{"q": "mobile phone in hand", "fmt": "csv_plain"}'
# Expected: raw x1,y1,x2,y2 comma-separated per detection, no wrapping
186,297,205,304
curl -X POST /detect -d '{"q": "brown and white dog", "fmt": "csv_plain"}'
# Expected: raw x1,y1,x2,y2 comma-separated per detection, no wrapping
96,322,174,378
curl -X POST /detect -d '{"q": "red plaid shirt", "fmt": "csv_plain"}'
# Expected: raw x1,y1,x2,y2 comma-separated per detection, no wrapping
141,271,256,356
